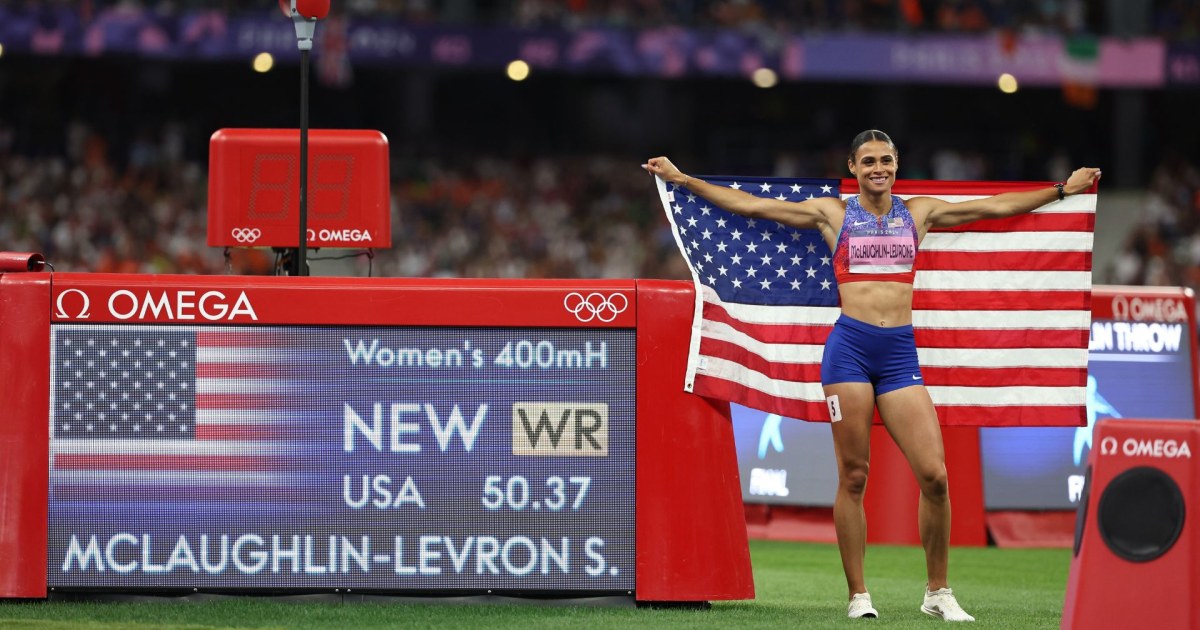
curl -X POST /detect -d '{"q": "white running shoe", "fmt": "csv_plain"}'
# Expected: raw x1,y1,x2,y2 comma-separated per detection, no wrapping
848,592,878,619
921,587,975,622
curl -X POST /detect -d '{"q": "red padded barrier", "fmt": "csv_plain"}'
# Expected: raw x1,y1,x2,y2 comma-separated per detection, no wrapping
986,511,1075,548
0,272,51,597
634,280,755,601
864,426,986,547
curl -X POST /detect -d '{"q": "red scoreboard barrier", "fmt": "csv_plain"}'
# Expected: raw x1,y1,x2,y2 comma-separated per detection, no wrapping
0,268,753,602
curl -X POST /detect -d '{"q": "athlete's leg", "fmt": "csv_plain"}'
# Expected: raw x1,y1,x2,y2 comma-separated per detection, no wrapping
875,385,950,590
825,381,878,598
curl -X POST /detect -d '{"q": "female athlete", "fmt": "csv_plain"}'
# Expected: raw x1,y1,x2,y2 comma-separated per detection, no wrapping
643,130,1101,621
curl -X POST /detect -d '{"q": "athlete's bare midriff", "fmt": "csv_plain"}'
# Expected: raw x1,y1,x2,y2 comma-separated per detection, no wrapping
837,281,914,328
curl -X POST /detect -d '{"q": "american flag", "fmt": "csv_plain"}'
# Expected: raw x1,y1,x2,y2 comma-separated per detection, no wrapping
49,325,307,502
655,175,1094,427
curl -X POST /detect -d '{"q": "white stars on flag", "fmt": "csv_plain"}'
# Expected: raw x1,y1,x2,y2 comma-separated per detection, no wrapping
665,177,839,303
54,330,196,437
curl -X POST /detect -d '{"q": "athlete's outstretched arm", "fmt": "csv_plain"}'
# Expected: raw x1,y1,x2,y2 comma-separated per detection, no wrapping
643,156,840,231
914,167,1101,229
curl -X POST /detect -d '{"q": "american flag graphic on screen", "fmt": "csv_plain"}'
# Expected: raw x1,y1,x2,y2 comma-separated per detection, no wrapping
50,326,305,501
655,175,1095,427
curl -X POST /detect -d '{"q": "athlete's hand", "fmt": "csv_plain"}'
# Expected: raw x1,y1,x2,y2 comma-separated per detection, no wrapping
642,156,687,186
1064,167,1102,195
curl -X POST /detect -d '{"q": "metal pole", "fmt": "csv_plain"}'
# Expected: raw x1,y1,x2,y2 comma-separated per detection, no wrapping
295,46,310,276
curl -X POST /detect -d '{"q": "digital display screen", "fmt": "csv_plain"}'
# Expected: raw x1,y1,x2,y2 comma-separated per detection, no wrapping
979,315,1196,510
728,292,1198,512
207,129,391,249
48,325,635,591
730,404,837,507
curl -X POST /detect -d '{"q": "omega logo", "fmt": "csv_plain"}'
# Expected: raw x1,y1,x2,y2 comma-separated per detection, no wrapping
53,289,258,321
1099,435,1192,459
307,228,374,242
1110,296,1188,323
55,289,92,319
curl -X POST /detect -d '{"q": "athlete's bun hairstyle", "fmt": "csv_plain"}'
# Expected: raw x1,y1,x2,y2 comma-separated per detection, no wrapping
848,130,897,162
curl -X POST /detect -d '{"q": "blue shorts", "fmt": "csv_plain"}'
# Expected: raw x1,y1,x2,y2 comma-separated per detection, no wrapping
820,313,923,395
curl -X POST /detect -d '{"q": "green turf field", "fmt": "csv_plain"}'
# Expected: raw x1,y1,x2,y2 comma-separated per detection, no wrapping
0,540,1071,629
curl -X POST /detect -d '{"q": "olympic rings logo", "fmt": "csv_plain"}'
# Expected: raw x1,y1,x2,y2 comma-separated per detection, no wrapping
231,228,262,244
563,292,629,323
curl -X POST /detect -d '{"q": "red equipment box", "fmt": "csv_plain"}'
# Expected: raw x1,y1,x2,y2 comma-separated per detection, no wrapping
207,129,390,249
1062,418,1197,630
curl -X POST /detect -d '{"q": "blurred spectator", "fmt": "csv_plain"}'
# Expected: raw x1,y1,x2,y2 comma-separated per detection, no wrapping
1155,0,1200,40
1105,151,1200,293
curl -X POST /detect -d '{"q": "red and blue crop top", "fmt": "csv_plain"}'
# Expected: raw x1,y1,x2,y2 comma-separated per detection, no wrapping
833,195,918,285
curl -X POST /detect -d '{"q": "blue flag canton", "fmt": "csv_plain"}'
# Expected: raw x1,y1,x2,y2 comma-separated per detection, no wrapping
670,176,841,307
53,329,198,439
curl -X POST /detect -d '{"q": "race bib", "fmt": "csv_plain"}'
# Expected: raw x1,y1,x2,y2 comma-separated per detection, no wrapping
848,227,915,274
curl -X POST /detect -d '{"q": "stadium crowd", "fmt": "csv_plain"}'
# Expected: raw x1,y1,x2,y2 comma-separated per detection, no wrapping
1107,154,1200,290
4,113,1199,297
1,0,1197,291
0,119,689,279
17,0,1200,52
7,0,1106,35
